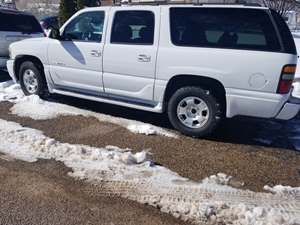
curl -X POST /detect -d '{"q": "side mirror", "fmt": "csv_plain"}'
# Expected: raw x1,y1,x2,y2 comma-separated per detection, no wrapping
49,27,62,40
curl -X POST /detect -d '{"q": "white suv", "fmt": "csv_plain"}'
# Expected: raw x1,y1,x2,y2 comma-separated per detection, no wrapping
7,4,300,137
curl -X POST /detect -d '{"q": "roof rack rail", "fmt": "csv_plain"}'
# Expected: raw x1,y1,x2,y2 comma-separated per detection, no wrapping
115,0,262,7
199,2,262,6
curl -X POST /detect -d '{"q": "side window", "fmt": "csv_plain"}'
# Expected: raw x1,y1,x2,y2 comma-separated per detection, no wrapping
170,8,281,52
111,10,154,45
63,11,105,42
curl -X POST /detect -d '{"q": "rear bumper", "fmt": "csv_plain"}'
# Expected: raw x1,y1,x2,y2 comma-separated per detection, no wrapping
275,96,300,120
226,88,300,120
275,81,300,120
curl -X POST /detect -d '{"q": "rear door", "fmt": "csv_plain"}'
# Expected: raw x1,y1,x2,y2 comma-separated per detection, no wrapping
103,7,160,102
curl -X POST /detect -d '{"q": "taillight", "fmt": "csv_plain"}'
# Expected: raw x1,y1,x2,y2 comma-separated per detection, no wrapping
277,65,296,94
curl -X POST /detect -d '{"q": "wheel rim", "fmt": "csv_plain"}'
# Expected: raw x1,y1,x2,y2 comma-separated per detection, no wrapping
177,96,210,129
23,69,38,94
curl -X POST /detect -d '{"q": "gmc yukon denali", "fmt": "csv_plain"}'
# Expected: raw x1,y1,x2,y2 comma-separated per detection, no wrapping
6,4,300,137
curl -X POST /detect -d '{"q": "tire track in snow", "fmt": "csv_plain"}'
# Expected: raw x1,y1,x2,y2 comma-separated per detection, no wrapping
96,180,300,223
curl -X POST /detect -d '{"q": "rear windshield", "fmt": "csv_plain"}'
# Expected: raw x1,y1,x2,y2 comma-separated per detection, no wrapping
170,8,281,52
0,12,43,33
270,10,297,55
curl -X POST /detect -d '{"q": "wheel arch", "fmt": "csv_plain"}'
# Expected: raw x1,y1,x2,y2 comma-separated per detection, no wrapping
163,74,226,113
14,55,45,81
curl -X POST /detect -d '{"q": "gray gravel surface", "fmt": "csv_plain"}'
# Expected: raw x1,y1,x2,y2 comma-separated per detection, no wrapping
0,102,299,192
0,157,190,225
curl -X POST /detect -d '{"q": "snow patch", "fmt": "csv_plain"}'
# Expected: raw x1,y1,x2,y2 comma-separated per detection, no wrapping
264,185,300,196
11,95,81,120
127,124,157,135
206,203,298,225
0,119,299,225
0,81,23,102
201,173,232,186
0,82,176,137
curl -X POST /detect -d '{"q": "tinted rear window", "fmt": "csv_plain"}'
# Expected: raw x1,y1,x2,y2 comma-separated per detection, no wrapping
0,12,43,33
270,10,297,55
170,8,281,52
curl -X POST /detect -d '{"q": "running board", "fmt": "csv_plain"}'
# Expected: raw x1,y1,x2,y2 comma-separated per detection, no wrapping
52,88,163,113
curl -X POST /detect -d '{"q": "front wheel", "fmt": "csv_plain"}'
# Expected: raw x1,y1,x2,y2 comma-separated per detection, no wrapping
167,86,222,137
19,61,48,98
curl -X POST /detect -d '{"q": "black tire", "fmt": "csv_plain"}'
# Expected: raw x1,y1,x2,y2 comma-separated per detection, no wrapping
19,61,49,99
167,86,222,137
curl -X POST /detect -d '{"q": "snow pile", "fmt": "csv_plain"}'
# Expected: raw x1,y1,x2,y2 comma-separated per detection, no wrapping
0,82,176,137
264,185,300,196
205,203,298,225
0,119,299,225
127,124,158,136
11,95,81,120
0,81,24,102
201,173,232,186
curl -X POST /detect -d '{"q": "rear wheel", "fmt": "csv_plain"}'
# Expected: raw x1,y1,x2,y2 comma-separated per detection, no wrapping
19,61,49,98
167,86,222,137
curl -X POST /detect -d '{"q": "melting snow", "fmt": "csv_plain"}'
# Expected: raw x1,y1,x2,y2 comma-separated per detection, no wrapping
264,185,300,196
0,81,176,138
201,173,232,186
0,119,299,225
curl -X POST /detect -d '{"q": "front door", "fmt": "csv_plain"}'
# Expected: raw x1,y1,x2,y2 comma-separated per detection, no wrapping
48,10,106,93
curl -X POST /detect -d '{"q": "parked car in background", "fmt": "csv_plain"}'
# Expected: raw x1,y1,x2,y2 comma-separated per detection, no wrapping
40,16,59,31
0,8,44,70
7,4,300,137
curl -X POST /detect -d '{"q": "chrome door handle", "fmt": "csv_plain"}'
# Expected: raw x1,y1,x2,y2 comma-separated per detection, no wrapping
90,50,101,57
138,54,151,62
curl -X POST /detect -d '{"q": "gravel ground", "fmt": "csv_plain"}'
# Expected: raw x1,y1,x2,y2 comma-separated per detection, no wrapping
0,157,189,225
0,101,299,192
1,72,300,224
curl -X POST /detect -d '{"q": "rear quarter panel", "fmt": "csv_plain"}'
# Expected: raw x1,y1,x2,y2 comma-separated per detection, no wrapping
157,7,297,96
